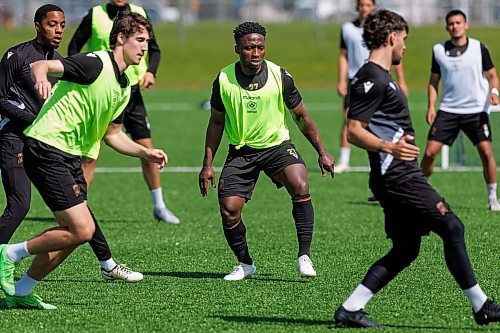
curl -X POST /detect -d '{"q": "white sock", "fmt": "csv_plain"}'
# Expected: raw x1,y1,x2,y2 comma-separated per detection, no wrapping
339,147,351,166
151,187,166,209
342,284,375,311
6,241,31,262
14,273,40,296
99,258,117,272
487,183,497,201
464,284,488,313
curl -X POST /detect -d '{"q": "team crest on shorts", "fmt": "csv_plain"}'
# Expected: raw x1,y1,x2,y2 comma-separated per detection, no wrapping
218,179,224,189
483,124,490,138
287,148,298,159
72,185,81,197
17,153,23,164
436,201,448,216
431,127,437,136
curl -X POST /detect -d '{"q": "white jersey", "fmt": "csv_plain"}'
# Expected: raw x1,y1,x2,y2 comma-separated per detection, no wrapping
341,20,369,79
433,38,490,114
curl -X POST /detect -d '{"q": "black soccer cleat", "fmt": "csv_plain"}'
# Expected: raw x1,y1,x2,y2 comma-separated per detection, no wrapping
334,306,382,328
474,299,500,325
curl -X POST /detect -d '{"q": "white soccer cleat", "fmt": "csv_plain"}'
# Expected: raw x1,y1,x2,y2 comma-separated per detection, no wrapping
296,255,317,278
489,198,500,211
154,207,180,224
335,164,349,174
101,264,144,282
223,262,256,281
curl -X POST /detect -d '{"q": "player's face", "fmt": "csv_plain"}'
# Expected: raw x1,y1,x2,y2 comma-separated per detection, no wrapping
235,33,266,74
391,31,407,66
357,0,375,20
122,28,150,66
35,11,66,49
446,15,469,39
110,0,128,7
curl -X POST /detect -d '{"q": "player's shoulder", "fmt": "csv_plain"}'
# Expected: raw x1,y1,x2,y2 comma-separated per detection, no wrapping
2,40,34,63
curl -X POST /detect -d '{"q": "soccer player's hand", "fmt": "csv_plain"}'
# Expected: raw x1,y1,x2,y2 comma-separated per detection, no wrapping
140,72,156,90
34,79,52,100
145,148,168,169
426,108,436,125
392,135,420,161
337,81,348,98
318,153,335,178
199,166,216,197
491,93,499,106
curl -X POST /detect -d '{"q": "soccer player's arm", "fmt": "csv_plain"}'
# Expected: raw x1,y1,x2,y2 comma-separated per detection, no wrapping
337,31,349,98
67,10,92,56
427,51,441,125
347,78,419,161
199,75,225,196
283,69,335,177
481,44,499,105
392,61,409,97
141,9,160,90
103,123,167,168
30,60,64,100
0,50,37,125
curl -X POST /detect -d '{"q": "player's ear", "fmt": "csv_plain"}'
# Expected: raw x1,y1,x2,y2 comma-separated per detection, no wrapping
234,44,240,55
388,32,396,46
34,22,41,33
116,32,126,46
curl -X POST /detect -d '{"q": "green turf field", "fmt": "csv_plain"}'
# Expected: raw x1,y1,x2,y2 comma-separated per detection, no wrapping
1,22,500,332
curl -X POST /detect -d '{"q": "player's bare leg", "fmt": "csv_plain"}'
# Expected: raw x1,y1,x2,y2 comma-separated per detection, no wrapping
476,140,500,210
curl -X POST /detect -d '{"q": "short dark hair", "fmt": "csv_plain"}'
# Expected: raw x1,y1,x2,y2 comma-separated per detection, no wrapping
446,9,467,22
233,22,266,42
34,4,64,24
109,12,153,49
363,9,408,51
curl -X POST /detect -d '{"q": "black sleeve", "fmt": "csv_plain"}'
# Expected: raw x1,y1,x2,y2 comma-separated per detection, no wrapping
280,68,302,109
60,53,103,85
210,74,225,112
144,10,161,75
112,110,125,124
68,10,93,56
430,50,440,75
340,30,346,49
347,78,385,123
481,43,495,72
0,49,36,125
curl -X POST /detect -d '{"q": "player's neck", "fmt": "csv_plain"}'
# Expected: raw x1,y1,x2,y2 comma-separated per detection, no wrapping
368,49,391,71
451,35,467,47
112,48,127,74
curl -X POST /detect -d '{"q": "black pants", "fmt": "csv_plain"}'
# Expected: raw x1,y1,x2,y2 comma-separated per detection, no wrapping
0,134,112,261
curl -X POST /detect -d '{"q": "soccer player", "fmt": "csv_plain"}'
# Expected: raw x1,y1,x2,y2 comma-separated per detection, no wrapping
0,4,142,283
336,0,408,174
0,12,167,309
333,10,500,328
420,10,500,211
199,22,335,281
68,0,179,224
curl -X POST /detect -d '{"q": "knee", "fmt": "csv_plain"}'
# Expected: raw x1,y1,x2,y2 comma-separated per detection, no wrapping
74,224,96,244
438,215,465,244
291,181,310,198
220,209,241,228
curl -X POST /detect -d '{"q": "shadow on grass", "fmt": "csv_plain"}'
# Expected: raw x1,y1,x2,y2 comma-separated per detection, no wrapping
382,324,468,331
24,217,55,223
213,315,332,327
347,201,380,207
0,299,6,309
143,271,309,283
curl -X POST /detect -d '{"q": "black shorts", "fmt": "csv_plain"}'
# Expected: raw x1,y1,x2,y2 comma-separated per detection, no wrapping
370,175,453,239
123,84,151,140
343,78,352,109
23,138,87,212
218,140,306,201
428,110,492,146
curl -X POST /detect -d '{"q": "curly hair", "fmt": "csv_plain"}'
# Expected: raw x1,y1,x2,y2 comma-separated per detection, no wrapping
233,22,266,42
363,10,408,51
109,12,153,49
34,4,64,24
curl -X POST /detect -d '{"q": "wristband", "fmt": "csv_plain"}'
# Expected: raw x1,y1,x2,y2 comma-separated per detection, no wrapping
492,88,500,97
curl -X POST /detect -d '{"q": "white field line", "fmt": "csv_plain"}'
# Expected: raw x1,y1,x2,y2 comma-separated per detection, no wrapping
95,166,490,173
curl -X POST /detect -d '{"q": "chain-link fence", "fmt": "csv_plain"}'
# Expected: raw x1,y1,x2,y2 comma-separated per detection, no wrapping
1,0,499,27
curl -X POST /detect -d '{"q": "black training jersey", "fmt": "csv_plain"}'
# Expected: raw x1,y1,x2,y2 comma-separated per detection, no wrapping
67,3,160,76
210,60,302,112
348,61,421,185
431,39,494,75
0,39,63,135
